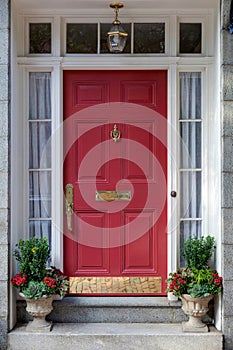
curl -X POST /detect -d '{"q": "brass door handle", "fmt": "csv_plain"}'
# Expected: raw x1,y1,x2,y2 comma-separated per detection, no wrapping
65,184,74,231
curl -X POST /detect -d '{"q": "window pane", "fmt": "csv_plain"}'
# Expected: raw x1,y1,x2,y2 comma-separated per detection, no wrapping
29,171,51,218
180,72,201,119
180,220,202,265
29,220,51,250
180,122,202,169
29,72,51,120
29,122,51,169
100,23,131,53
29,23,51,54
179,23,202,54
66,23,97,53
180,171,202,218
134,23,165,53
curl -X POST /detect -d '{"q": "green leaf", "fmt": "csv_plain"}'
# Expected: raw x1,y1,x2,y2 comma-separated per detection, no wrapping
181,235,215,269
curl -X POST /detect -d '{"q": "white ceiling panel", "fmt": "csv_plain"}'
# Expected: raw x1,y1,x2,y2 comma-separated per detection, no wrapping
13,0,219,12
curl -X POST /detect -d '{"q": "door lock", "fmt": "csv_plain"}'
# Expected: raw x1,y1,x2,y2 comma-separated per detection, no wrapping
171,191,177,198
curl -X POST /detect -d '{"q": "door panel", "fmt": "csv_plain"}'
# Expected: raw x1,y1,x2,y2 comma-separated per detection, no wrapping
77,212,109,269
63,70,167,295
75,122,109,183
124,122,154,181
121,81,156,107
123,211,156,272
73,82,109,107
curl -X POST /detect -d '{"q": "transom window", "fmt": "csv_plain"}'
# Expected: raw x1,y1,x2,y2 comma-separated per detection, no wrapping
179,23,202,54
29,23,52,54
27,19,203,55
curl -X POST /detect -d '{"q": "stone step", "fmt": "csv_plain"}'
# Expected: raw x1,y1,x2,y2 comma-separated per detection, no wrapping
8,323,223,350
17,297,189,324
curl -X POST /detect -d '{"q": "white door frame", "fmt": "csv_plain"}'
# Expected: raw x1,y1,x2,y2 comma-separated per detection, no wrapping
10,0,221,329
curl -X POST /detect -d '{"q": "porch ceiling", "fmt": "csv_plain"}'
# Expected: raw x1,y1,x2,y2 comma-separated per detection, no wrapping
13,0,218,11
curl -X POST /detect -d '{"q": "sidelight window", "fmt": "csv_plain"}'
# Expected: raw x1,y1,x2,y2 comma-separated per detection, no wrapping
179,72,202,263
28,72,52,245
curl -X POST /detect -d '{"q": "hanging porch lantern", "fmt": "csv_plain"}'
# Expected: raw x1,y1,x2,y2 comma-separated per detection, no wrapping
107,2,128,53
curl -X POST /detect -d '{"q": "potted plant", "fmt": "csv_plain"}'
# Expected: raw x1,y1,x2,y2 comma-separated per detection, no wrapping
11,237,69,332
166,235,223,332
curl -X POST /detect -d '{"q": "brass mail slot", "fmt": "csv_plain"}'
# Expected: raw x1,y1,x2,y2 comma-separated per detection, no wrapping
96,191,131,201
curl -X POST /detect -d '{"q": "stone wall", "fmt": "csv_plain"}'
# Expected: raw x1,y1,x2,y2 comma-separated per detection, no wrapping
221,0,233,349
0,0,10,349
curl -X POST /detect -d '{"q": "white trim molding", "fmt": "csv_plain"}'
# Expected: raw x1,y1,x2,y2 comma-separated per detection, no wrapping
11,2,220,300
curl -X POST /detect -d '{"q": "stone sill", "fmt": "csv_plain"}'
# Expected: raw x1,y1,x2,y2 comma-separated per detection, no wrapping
52,296,182,308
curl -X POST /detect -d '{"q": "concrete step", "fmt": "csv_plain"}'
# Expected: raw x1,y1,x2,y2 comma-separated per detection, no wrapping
17,297,189,324
8,323,223,350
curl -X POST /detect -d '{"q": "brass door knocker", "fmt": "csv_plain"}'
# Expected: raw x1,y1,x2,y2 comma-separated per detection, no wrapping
111,124,121,142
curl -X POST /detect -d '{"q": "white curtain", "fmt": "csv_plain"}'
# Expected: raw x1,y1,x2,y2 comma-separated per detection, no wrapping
29,72,52,244
29,73,51,120
179,72,201,120
179,72,202,250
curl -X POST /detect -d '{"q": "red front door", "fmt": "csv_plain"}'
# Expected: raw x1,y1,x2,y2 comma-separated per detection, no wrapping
63,70,167,294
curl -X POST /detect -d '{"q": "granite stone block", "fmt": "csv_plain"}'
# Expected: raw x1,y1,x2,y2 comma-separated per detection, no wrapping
0,209,8,244
222,102,233,137
223,136,233,171
223,281,233,316
0,172,8,209
223,316,233,350
0,66,8,102
222,32,233,65
7,323,223,350
223,208,233,244
223,244,233,280
0,0,9,30
0,244,8,280
0,137,8,172
223,65,233,101
222,172,233,208
17,296,185,324
0,280,8,317
48,304,187,324
0,102,8,137
0,317,8,350
221,0,232,29
0,29,9,65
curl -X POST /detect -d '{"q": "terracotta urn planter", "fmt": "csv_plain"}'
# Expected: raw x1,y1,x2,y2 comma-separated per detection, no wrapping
20,293,57,332
180,294,214,332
